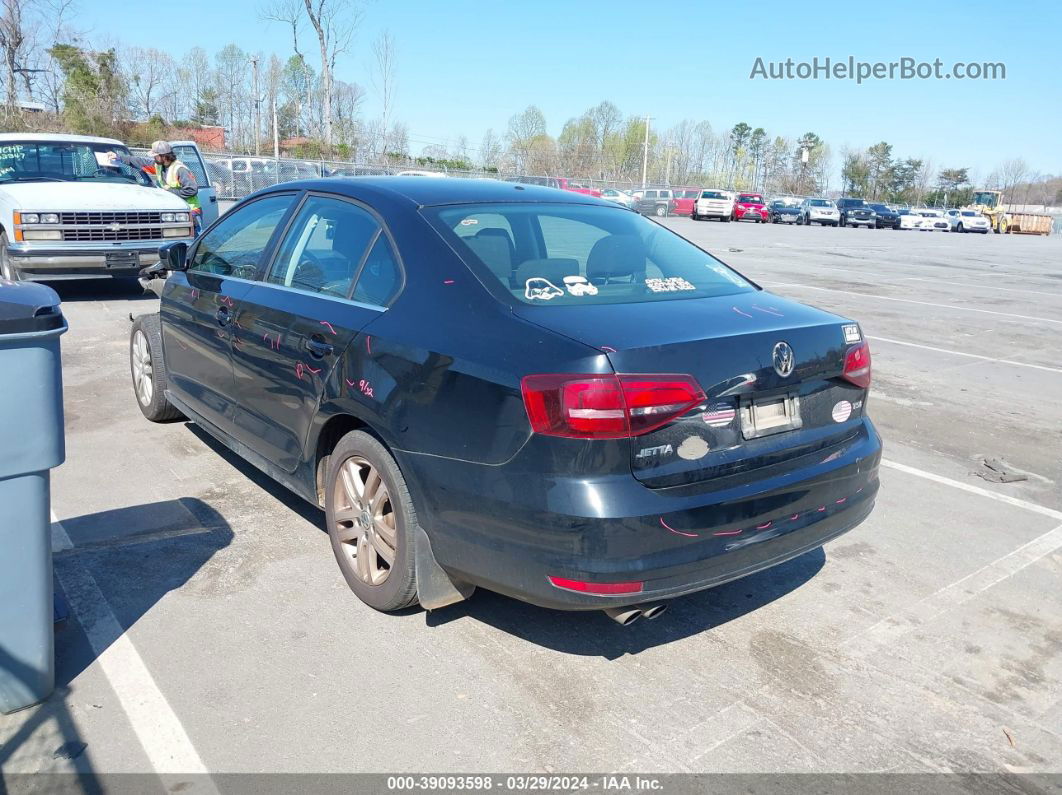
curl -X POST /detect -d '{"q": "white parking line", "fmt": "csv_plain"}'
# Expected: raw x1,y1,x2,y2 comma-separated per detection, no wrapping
880,460,1062,520
768,281,1062,326
51,514,215,784
867,335,1062,375
903,277,1062,298
849,522,1062,650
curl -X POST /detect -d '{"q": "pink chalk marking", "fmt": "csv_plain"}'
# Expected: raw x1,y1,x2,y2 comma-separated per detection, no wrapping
713,529,744,537
756,521,773,530
817,505,827,512
320,320,337,335
732,306,754,319
443,279,455,285
659,517,698,538
305,364,322,375
790,513,800,521
365,335,372,355
835,497,847,504
295,362,304,379
345,378,356,387
600,345,617,353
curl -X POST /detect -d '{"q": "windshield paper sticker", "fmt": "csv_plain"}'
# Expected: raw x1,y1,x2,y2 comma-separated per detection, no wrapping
563,275,598,296
645,277,695,293
525,278,564,300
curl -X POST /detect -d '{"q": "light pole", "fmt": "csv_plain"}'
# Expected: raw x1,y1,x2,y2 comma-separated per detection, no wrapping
641,115,653,190
250,55,261,156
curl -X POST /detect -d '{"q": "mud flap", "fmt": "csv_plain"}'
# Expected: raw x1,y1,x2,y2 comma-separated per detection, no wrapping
414,525,474,610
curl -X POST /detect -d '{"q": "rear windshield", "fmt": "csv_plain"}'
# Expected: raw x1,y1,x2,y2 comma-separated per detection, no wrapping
425,202,755,307
700,190,728,199
807,199,832,207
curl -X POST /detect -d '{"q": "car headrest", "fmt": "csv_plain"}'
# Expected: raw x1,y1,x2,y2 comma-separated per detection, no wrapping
463,234,513,281
586,234,646,284
513,258,580,290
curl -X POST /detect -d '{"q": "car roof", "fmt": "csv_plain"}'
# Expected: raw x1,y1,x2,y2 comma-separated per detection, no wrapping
0,132,126,146
254,176,617,208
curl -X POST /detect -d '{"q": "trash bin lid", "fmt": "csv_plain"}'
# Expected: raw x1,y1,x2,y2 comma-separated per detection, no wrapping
0,280,64,334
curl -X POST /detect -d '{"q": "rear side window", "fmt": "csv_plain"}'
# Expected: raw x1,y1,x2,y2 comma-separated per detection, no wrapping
189,193,294,277
267,195,379,297
427,202,754,307
353,236,402,306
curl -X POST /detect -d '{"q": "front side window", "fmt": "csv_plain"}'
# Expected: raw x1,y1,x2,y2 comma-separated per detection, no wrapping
189,193,295,277
427,202,755,307
266,195,379,297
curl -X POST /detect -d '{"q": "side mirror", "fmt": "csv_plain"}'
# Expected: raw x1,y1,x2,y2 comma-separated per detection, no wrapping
159,241,189,271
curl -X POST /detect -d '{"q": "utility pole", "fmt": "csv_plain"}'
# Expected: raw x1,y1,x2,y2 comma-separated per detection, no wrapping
641,115,653,190
272,97,280,160
250,55,261,156
665,147,673,187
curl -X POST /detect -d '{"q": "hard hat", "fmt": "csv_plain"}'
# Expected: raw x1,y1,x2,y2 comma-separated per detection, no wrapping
149,140,173,156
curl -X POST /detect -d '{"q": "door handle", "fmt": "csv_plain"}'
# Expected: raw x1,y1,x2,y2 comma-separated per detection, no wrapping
215,306,230,326
305,337,334,358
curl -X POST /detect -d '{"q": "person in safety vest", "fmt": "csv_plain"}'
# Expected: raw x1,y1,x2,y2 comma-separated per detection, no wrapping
110,141,203,235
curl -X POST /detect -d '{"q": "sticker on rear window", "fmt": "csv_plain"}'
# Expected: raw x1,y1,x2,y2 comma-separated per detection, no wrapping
563,275,598,296
842,324,861,343
645,277,695,293
524,278,564,301
459,218,478,226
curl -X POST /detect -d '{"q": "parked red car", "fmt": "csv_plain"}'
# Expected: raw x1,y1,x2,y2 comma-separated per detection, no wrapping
668,187,703,217
506,175,602,198
733,193,768,223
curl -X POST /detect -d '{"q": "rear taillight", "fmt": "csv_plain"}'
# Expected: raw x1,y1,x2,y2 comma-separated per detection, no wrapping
842,342,872,389
521,373,705,439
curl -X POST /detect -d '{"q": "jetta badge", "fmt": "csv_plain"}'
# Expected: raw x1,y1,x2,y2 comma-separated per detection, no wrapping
772,341,795,378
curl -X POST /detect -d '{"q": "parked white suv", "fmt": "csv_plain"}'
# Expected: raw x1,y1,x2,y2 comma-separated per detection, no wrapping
0,133,196,281
691,189,735,221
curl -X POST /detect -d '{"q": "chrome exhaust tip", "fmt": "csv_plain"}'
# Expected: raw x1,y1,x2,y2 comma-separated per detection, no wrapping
641,603,669,620
603,606,643,626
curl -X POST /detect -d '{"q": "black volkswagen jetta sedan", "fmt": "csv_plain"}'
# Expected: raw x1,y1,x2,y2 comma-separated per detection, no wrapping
130,178,881,624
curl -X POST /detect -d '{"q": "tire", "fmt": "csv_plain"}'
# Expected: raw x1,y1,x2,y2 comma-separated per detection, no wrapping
956,223,964,233
325,430,418,612
655,204,667,217
130,314,184,422
0,231,20,281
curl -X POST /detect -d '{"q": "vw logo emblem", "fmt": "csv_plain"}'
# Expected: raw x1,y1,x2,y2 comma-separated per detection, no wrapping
772,341,795,378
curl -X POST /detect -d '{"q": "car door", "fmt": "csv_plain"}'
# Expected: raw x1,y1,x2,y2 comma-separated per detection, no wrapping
161,192,300,434
171,143,219,228
229,193,403,472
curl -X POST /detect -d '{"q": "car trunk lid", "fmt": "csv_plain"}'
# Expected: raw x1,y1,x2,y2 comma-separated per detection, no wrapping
514,290,868,488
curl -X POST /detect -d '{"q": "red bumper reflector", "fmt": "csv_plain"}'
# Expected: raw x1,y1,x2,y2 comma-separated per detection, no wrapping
547,576,644,595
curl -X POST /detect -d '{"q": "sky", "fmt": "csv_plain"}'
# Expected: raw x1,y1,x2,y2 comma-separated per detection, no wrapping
74,0,1060,179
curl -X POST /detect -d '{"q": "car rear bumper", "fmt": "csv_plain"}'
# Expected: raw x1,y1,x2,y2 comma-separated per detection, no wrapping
401,418,882,610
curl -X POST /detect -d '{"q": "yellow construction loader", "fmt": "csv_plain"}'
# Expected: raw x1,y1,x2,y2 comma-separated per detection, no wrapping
968,190,1053,236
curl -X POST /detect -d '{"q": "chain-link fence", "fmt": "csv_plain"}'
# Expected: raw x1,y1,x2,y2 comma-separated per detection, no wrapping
132,147,650,201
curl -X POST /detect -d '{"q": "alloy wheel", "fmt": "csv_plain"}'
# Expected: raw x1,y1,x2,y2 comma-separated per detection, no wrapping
333,456,397,586
132,329,154,406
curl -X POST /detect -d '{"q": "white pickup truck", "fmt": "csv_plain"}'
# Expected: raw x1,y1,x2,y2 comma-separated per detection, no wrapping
0,133,217,282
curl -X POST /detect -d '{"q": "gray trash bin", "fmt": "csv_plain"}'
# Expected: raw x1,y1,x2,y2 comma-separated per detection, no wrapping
0,280,67,714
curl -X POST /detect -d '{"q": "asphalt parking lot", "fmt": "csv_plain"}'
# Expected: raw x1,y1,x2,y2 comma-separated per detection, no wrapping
2,220,1061,783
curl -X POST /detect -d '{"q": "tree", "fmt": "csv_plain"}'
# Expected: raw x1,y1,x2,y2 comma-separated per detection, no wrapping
841,149,870,197
792,132,824,194
370,30,395,143
0,0,37,113
479,128,502,169
998,158,1029,197
48,43,125,134
727,122,751,186
125,47,175,120
865,141,892,200
300,0,360,156
747,127,767,190
507,104,546,171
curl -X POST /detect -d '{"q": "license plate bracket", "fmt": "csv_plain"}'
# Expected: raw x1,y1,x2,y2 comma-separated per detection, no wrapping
740,394,802,439
105,251,139,269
